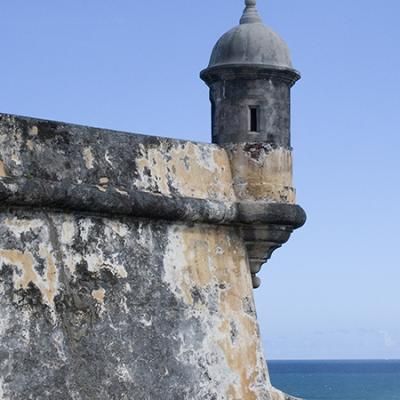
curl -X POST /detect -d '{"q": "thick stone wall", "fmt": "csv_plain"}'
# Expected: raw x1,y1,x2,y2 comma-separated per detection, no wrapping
0,114,303,399
0,210,271,399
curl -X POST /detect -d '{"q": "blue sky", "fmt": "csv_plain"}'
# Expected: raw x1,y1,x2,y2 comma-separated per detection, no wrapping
1,0,399,360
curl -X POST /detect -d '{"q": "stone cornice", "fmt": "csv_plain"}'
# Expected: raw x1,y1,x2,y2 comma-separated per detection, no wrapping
200,64,301,87
0,176,305,228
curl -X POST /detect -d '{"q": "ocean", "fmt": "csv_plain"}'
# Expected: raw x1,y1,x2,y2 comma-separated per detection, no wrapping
268,360,400,400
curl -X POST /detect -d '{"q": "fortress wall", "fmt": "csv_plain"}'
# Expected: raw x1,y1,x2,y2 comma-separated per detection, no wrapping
0,114,291,400
0,114,235,203
0,209,272,399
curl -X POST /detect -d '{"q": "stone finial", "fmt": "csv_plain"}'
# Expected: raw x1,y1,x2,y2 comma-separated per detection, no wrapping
240,0,262,24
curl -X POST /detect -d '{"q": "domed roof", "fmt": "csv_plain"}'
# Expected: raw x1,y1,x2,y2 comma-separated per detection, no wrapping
207,0,294,71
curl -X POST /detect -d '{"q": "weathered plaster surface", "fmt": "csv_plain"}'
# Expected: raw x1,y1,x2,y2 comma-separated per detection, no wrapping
136,142,235,201
0,113,304,399
0,114,235,203
0,161,7,177
225,143,295,203
0,209,272,399
164,225,272,399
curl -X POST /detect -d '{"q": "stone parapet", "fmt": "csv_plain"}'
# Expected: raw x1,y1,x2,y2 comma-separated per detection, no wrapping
0,113,305,288
0,113,304,399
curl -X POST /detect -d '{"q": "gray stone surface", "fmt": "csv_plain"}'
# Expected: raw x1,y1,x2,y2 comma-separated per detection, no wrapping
201,1,300,148
201,73,296,146
0,112,304,399
0,208,269,399
207,1,293,70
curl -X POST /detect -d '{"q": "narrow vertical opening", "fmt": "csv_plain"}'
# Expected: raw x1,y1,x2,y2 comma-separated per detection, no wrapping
211,100,216,141
249,106,259,132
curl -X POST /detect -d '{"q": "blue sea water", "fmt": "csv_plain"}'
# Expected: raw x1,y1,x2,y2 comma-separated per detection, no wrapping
268,360,400,400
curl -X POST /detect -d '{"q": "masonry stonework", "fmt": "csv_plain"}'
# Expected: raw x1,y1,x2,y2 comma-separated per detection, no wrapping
0,1,305,399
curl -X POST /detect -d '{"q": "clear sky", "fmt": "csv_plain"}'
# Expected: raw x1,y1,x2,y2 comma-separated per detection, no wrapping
1,0,399,360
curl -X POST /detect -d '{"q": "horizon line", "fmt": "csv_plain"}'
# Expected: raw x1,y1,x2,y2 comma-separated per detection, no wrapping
269,358,400,362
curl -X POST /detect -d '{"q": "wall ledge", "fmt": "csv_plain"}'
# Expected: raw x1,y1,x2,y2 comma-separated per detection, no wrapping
0,175,305,228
